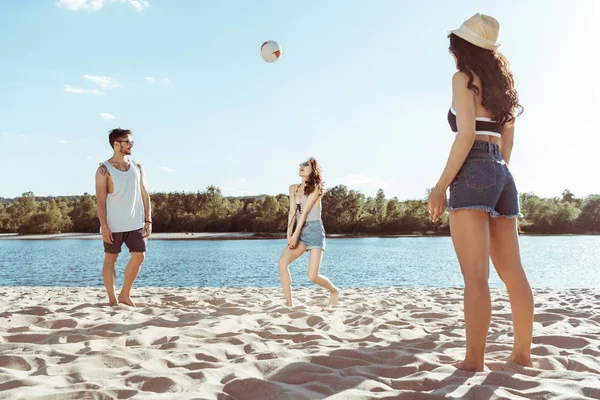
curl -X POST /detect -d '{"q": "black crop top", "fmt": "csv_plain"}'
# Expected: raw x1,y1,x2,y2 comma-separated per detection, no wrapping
447,107,503,136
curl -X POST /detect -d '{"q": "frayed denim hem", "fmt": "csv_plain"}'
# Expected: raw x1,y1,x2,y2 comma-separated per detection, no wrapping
446,206,522,219
491,212,523,219
299,239,326,252
446,205,498,215
305,246,325,252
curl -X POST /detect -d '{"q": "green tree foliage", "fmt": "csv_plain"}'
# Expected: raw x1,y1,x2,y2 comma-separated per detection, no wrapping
0,188,597,235
69,193,98,232
578,195,600,232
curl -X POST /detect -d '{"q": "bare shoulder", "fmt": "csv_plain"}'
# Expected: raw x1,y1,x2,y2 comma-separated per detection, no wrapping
96,163,110,177
452,71,470,87
289,184,298,194
452,71,477,103
136,163,144,172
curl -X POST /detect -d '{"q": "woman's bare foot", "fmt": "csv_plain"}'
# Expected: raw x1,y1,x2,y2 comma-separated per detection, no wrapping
108,296,118,307
509,352,533,368
117,295,136,307
329,288,340,306
454,359,484,372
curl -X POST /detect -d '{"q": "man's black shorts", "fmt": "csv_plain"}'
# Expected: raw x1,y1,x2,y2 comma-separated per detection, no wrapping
104,228,147,253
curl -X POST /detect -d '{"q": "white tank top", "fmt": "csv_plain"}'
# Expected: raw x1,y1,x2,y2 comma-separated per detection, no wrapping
103,159,145,233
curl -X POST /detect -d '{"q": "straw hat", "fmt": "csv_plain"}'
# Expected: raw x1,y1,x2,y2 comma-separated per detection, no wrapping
449,13,500,50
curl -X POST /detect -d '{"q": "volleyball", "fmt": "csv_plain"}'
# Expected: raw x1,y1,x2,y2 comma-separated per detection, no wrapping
260,40,282,63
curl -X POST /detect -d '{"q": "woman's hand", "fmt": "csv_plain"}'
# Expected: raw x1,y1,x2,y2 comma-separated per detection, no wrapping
427,186,448,222
288,234,299,249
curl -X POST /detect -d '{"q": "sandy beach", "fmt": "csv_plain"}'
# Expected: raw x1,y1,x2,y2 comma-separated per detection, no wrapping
1,287,599,399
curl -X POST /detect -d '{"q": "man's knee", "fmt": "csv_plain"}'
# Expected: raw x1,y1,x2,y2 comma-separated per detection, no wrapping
104,253,118,266
131,252,145,264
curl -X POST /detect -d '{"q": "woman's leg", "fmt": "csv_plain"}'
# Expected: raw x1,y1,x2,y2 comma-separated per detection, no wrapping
307,249,339,305
278,244,306,306
489,217,534,367
450,209,492,372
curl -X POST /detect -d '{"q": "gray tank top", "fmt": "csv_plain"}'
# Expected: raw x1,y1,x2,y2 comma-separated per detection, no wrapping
295,186,321,221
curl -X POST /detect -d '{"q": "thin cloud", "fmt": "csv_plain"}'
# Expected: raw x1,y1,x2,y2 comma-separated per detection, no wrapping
129,0,149,11
337,174,396,190
84,75,121,89
222,179,252,196
2,132,27,137
222,188,256,196
100,113,116,120
56,0,105,11
159,166,174,173
145,76,171,85
64,85,103,96
56,0,150,12
59,140,69,144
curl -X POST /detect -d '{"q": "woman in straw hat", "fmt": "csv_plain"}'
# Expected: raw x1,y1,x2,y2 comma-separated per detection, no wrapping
427,13,533,371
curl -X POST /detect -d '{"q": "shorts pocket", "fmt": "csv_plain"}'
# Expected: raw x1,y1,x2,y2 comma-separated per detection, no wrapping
463,161,497,191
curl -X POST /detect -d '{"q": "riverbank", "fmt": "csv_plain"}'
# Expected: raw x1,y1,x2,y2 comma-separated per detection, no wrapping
1,231,597,240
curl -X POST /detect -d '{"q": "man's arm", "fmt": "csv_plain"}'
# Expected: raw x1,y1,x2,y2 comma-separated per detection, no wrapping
95,164,113,243
138,164,152,237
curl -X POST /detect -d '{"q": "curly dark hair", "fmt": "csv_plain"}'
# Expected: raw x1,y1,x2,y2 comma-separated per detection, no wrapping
304,158,325,196
448,33,523,126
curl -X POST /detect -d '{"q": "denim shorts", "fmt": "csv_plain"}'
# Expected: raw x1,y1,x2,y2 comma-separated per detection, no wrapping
447,141,522,218
299,220,326,251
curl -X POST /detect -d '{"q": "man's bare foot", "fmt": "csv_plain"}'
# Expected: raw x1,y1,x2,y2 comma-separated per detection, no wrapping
329,288,340,306
454,359,484,372
509,352,533,368
117,295,137,307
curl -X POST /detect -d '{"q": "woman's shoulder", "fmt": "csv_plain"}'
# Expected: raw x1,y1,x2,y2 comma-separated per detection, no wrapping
452,71,470,86
452,70,483,87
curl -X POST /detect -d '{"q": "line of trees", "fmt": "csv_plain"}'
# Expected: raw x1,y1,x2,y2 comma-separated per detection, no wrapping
0,187,598,235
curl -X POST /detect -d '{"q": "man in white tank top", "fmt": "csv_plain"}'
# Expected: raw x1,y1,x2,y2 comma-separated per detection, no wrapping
95,128,152,307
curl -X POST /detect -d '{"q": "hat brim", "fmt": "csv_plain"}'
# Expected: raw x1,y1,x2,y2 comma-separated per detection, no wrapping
447,28,500,51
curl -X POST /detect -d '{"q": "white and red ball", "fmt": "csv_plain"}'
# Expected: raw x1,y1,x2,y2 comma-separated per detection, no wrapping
260,40,282,63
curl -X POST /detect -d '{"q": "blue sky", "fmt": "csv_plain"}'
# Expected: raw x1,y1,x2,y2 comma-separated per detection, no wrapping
0,0,598,200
